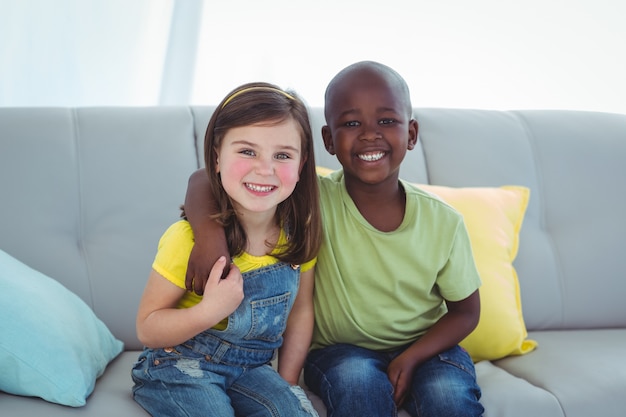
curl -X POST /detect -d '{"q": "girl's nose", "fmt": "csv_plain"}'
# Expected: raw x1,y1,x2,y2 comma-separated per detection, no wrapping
254,157,274,175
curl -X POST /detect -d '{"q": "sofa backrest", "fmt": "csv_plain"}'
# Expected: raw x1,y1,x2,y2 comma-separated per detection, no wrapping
413,109,626,331
0,107,198,348
1,106,625,350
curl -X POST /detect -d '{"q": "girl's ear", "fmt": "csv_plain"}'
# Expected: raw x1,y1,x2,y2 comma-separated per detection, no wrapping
321,126,335,155
214,148,221,173
298,153,308,177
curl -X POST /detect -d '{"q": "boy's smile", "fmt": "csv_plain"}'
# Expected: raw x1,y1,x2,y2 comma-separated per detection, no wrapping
358,151,386,162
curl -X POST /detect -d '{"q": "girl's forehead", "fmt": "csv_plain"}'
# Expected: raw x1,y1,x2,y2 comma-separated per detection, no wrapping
222,119,303,145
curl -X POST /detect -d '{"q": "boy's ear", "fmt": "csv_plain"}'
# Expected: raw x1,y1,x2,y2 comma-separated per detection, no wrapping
321,126,336,155
407,119,419,150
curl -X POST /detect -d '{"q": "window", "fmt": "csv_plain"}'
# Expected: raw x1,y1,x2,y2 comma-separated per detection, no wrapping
1,0,624,114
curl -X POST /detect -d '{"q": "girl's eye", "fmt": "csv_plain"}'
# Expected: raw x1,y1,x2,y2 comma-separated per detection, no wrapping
240,149,255,156
275,153,291,160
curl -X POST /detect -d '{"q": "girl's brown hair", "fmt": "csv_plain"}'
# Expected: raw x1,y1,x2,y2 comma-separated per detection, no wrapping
204,82,321,265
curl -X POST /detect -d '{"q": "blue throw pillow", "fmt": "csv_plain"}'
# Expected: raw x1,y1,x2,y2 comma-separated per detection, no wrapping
0,249,124,407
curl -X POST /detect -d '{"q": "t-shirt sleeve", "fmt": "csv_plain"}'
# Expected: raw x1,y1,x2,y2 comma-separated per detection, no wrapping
300,257,316,273
152,220,195,290
436,220,482,301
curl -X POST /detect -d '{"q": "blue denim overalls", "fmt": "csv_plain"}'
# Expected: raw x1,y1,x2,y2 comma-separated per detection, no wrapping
132,262,317,417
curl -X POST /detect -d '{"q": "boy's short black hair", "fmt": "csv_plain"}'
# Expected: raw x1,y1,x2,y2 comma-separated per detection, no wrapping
324,60,413,119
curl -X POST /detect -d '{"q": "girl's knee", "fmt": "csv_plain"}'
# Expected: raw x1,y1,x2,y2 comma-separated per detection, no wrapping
289,385,319,417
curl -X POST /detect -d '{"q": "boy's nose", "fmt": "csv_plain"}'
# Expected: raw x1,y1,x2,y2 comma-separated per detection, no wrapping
359,124,382,141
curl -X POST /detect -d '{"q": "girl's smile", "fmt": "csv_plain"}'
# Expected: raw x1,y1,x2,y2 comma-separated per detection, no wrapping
245,183,276,193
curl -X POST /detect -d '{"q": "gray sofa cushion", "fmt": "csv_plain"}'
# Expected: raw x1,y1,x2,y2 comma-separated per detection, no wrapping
1,106,625,417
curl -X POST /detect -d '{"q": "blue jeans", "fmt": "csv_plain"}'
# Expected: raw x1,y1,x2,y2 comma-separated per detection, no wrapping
304,343,483,417
132,263,317,417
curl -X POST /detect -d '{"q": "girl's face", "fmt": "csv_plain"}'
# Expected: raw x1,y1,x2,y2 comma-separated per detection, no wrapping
215,118,303,218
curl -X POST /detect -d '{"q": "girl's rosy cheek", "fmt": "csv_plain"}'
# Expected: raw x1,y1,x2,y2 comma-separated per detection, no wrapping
226,159,252,176
276,164,301,184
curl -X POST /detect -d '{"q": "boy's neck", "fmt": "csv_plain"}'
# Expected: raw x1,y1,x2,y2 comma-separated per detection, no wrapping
345,175,406,232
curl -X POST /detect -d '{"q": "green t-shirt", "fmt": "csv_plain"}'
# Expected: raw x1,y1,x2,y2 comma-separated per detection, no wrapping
311,170,481,351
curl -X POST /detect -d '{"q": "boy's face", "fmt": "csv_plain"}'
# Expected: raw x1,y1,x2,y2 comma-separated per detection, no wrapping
322,70,417,187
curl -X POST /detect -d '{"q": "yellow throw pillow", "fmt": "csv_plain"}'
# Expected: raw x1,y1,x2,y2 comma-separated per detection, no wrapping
418,184,537,362
316,166,335,176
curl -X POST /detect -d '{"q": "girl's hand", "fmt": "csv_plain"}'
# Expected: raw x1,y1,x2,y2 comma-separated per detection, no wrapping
199,256,243,319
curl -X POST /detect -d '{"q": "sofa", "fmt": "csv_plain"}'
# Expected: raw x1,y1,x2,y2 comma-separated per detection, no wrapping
1,105,625,417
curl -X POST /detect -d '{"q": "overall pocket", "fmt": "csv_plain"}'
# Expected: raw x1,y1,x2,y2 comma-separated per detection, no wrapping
245,292,291,342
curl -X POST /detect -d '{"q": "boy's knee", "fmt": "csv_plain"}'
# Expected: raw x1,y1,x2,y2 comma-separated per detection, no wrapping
407,371,483,417
324,358,389,394
305,345,392,397
406,392,484,417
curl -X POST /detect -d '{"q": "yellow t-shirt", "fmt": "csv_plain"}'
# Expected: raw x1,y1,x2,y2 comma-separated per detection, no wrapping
152,220,315,329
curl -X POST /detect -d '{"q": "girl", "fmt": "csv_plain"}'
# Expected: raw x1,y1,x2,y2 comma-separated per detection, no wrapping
132,82,322,417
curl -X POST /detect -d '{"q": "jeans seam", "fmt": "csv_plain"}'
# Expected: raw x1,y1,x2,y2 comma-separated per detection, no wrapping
438,354,477,378
229,383,280,417
306,360,336,416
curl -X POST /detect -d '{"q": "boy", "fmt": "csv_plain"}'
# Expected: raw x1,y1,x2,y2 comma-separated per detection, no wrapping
184,61,484,416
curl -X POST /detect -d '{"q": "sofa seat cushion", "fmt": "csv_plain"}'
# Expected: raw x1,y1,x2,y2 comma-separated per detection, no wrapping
0,250,124,407
476,361,564,417
495,329,626,417
1,352,148,417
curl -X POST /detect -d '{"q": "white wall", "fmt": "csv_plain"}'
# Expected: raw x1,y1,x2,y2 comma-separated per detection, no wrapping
0,0,173,106
1,0,625,114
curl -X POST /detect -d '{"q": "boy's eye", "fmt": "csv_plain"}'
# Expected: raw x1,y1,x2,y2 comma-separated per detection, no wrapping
379,118,396,125
345,120,360,127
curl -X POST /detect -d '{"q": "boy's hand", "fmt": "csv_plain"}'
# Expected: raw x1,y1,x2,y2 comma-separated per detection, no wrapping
387,351,418,407
186,240,230,295
199,256,243,319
